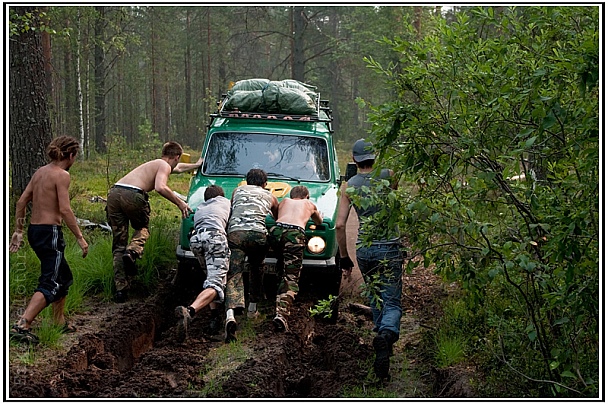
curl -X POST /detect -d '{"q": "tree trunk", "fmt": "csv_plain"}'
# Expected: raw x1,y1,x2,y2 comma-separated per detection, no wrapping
292,6,306,81
414,6,422,38
150,7,161,137
164,66,170,142
76,11,86,158
94,6,107,153
9,6,53,197
185,9,193,146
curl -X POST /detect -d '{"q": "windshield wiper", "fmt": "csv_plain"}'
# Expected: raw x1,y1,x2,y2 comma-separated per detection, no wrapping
266,172,301,183
205,170,242,175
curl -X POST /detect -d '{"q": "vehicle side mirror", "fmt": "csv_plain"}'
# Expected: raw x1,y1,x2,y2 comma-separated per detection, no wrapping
340,162,357,184
345,162,357,181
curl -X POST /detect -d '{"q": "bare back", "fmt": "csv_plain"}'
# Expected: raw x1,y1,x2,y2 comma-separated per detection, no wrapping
276,198,323,228
28,164,69,225
116,159,171,192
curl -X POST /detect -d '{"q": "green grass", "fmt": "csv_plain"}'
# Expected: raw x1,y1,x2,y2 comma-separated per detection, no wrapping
435,331,466,368
342,384,399,398
64,231,115,303
13,345,37,365
196,339,253,397
33,316,65,347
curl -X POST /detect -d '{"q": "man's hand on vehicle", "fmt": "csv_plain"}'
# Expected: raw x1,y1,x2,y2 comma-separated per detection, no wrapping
340,255,354,278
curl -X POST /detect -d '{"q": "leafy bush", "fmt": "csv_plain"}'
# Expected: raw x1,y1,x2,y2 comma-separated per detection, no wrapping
364,6,599,397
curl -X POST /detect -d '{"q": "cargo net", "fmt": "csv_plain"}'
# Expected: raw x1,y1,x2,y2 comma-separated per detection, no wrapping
215,79,332,122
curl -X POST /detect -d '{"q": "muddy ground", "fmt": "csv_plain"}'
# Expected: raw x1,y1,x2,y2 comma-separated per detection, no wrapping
8,212,476,399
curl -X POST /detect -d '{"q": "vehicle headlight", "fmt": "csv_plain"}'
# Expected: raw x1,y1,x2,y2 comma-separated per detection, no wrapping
307,236,326,254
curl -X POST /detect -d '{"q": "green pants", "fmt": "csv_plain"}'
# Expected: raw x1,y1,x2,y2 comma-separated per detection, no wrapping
106,186,150,291
268,224,306,318
224,230,269,311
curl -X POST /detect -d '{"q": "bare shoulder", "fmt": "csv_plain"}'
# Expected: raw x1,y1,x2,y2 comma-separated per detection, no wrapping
40,164,70,183
307,199,318,209
143,158,167,170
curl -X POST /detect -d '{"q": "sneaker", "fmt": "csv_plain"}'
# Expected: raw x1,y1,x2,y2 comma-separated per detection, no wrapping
372,333,392,379
273,314,287,332
175,306,192,343
224,318,237,343
247,310,260,319
123,251,137,276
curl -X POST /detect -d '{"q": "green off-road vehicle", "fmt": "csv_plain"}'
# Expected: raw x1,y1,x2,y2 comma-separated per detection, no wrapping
176,79,345,298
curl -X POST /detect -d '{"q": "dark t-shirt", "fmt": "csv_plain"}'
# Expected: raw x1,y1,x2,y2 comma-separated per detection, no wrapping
348,169,399,244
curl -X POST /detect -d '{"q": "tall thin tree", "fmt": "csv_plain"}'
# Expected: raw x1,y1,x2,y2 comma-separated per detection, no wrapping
94,6,107,153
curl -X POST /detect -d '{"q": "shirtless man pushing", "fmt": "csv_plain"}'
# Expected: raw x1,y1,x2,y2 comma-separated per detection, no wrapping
106,141,202,302
268,185,323,331
9,136,89,344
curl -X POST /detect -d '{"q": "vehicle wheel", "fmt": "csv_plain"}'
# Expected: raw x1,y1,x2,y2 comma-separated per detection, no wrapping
174,259,205,294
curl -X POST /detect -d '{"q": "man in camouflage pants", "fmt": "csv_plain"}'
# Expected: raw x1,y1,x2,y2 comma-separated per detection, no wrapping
106,141,202,302
224,168,279,343
268,185,323,331
174,185,231,342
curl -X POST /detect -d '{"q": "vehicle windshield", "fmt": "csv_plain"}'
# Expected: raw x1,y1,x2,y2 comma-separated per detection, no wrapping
203,132,330,181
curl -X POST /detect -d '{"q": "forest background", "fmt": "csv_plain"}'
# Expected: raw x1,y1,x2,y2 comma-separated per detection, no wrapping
8,5,600,398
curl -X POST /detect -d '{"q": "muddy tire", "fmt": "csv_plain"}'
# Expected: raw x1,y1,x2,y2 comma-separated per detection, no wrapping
174,259,206,296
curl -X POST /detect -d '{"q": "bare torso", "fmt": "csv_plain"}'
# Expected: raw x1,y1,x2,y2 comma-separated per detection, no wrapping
29,164,68,225
275,198,322,228
116,159,170,192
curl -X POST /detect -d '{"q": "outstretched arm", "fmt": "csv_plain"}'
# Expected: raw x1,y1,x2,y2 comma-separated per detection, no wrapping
155,162,192,218
310,202,323,225
172,156,203,174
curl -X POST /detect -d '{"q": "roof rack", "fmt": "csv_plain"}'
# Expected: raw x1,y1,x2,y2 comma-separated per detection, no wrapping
211,93,333,124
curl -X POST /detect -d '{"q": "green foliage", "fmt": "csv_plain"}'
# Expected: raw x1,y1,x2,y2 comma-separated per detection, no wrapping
64,231,115,302
434,331,466,368
9,246,41,301
342,384,398,398
9,7,67,37
309,294,338,319
194,341,252,397
365,6,599,397
138,215,179,289
34,317,65,348
13,345,37,365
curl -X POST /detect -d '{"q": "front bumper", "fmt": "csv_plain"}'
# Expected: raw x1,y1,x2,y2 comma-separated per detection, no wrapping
176,245,336,273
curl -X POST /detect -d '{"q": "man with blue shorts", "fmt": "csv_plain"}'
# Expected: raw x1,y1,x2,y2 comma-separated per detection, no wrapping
9,136,89,345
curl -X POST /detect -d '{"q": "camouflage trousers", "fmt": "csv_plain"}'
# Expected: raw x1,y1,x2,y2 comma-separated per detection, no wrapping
106,186,150,291
190,229,231,303
268,224,306,318
224,230,269,311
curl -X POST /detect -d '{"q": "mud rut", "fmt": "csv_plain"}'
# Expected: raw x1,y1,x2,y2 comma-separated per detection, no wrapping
9,262,472,399
9,214,468,398
9,271,382,399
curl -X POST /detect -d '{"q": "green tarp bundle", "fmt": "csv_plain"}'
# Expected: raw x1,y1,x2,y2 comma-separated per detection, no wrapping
224,79,318,115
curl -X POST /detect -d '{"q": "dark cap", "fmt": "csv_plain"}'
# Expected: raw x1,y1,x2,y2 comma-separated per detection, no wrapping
352,139,375,162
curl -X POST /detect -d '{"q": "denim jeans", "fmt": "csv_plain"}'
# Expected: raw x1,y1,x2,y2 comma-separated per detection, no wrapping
356,242,403,338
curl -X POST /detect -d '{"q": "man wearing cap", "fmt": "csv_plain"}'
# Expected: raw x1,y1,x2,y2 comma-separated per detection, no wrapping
336,138,404,380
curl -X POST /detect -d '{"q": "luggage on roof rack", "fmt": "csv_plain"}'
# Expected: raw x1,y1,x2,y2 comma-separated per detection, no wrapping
220,78,322,116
